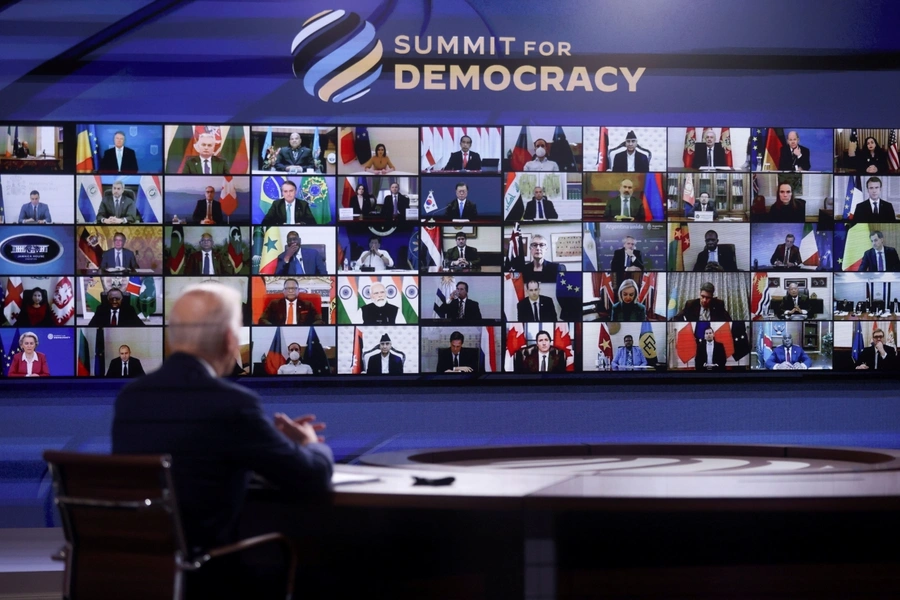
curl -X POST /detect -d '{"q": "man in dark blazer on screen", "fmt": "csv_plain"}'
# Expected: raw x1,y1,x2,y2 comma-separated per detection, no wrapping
442,135,481,171
275,231,327,275
673,282,733,321
516,280,557,322
770,234,802,268
859,230,900,272
696,327,726,371
852,177,897,223
366,334,404,374
436,331,481,373
691,129,727,169
99,131,139,173
105,345,146,378
693,230,738,271
261,181,316,226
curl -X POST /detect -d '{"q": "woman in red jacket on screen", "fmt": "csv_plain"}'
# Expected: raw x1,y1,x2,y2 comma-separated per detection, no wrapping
8,331,50,377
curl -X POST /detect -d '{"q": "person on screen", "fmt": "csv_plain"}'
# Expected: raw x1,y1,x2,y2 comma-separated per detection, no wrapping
693,230,738,272
673,282,732,321
691,129,726,169
436,331,478,373
444,182,478,220
765,334,811,370
780,283,809,318
106,345,145,378
380,182,409,220
517,279,557,322
99,232,139,272
275,232,327,275
521,234,565,283
612,130,649,173
855,329,896,370
610,236,644,272
694,192,717,220
435,281,483,323
610,279,647,322
523,186,558,220
611,334,647,370
99,131,139,174
779,131,811,172
523,139,559,172
350,184,374,217
275,133,313,173
259,278,324,326
853,177,896,222
444,232,480,270
696,327,726,371
361,143,395,174
261,180,316,226
191,186,224,225
442,135,481,171
185,233,228,276
859,230,900,272
361,282,398,325
97,181,138,224
184,132,230,175
8,331,50,377
850,136,889,174
356,236,394,271
604,178,644,221
88,288,145,327
277,342,313,375
366,333,403,375
17,190,52,224
13,141,29,158
771,234,802,268
17,287,54,327
520,330,565,373
767,183,806,222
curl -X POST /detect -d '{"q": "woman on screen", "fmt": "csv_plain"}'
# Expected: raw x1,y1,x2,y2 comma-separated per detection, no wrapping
17,288,55,327
8,331,50,377
360,143,395,174
854,137,889,174
351,184,374,216
610,279,647,322
768,183,806,222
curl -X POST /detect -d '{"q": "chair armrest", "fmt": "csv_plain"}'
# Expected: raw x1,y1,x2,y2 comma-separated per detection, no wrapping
193,533,298,599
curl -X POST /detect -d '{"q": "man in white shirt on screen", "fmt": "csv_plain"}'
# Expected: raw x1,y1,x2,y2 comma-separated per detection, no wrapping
523,139,559,172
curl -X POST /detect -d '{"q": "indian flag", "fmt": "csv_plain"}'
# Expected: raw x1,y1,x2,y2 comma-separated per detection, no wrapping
337,276,367,324
399,276,418,324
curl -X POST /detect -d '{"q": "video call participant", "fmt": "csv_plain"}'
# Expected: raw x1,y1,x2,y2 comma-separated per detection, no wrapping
106,345,145,378
435,281,482,322
112,282,333,596
356,236,394,271
765,334,811,370
673,282,733,321
694,192,717,220
612,131,649,173
88,288,145,327
611,334,647,370
523,186,558,220
361,143,395,174
779,131,811,172
780,283,809,318
17,190,52,224
97,181,138,224
361,282,398,325
610,279,647,322
259,279,324,326
275,232,327,275
860,230,900,272
693,230,738,272
523,139,559,172
692,129,726,169
444,182,478,220
517,279,557,322
351,184,373,217
262,180,316,226
366,333,403,375
855,329,897,370
380,182,409,220
99,131,139,174
443,135,481,171
184,132,230,174
8,331,50,377
850,136,889,174
767,183,806,222
604,178,644,221
99,232,139,272
444,232,479,270
436,331,478,373
185,233,228,275
521,234,565,283
275,133,313,173
696,327,726,371
853,177,896,222
191,186,224,225
16,288,55,327
278,342,314,374
771,234,802,269
520,330,565,373
610,236,644,272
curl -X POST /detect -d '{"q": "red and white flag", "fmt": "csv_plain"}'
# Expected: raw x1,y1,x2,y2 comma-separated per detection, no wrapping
51,277,75,326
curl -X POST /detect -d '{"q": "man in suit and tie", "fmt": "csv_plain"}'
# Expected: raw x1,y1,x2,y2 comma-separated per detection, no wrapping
366,334,404,374
695,327,726,371
612,334,648,370
516,280,557,322
184,132,230,174
853,177,897,222
691,129,727,169
444,232,480,270
275,132,313,173
779,131,811,172
381,182,410,220
191,186,224,225
442,135,481,171
860,230,900,272
436,331,480,373
855,328,897,370
261,180,316,226
673,282,733,321
258,278,324,325
99,231,140,272
519,330,566,373
99,131,139,174
435,281,483,323
185,233,229,275
523,186,558,220
693,192,718,220
106,345,146,378
780,283,809,318
770,234,802,269
361,282,399,325
610,236,644,272
443,182,479,220
604,178,644,221
693,230,739,271
765,334,812,370
97,181,138,224
275,231,327,275
611,131,650,173
17,190,53,224
88,288,145,327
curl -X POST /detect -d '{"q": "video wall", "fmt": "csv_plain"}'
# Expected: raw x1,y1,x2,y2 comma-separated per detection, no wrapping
1,123,898,377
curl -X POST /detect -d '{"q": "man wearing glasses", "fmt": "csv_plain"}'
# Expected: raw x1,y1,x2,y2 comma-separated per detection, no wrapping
524,138,559,172
521,234,566,283
258,278,324,325
855,329,896,370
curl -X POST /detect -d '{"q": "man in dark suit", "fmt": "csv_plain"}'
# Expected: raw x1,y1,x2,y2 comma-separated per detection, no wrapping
262,180,316,226
604,178,644,221
770,234,802,268
435,281,483,322
523,186,559,220
258,278,323,325
444,232,480,270
853,177,897,222
380,182,410,220
184,233,230,275
191,186,224,224
275,132,313,172
184,132,230,174
99,131,139,173
780,283,809,318
361,282,399,325
516,280,557,322
17,190,53,223
521,234,565,283
691,129,727,169
611,131,650,172
436,331,480,373
88,288,145,327
519,330,566,373
673,282,733,321
366,334,403,374
443,182,479,220
855,328,897,370
693,192,718,220
860,230,900,272
610,236,644,272
778,131,811,172
442,135,481,171
274,231,327,275
106,344,146,378
765,334,812,369
696,327,726,371
97,181,138,224
693,230,739,271
99,231,140,272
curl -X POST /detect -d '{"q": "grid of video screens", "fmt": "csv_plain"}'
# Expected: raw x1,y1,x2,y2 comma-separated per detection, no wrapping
1,124,899,376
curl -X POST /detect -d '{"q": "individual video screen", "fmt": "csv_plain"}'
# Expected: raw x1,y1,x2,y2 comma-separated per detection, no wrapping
163,125,251,175
508,271,584,323
0,125,64,172
667,127,751,172
76,327,164,378
749,173,832,223
503,222,583,282
163,276,251,326
251,326,336,376
251,126,337,174
337,176,418,223
75,124,164,174
418,175,502,223
420,126,502,173
1,175,75,224
667,222,750,272
421,326,502,374
583,321,666,372
252,174,336,226
667,321,751,371
75,225,163,275
0,328,74,377
251,276,334,326
160,324,252,375
833,321,898,371
420,224,503,273
750,223,834,271
502,126,582,172
420,274,501,324
502,172,582,222
163,175,251,225
744,128,834,173
164,226,251,276
252,226,336,275
834,129,896,175
583,173,666,222
749,272,832,321
586,222,668,272
667,272,752,321
76,276,162,326
75,176,163,225
583,127,667,173
750,320,833,370
336,224,416,274
503,322,578,373
0,277,76,327
0,225,74,275
336,126,419,175
834,175,898,223
833,272,900,318
583,272,667,322
835,223,900,273
336,325,419,375
335,274,419,325
666,172,751,222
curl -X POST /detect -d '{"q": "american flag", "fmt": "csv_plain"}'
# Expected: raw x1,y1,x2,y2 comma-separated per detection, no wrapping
888,129,899,172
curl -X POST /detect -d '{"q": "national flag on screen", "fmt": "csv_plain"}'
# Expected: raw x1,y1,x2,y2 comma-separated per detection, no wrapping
556,272,582,322
720,127,733,168
550,126,577,172
75,124,100,172
752,173,760,197
259,227,282,275
220,126,248,174
582,222,598,271
799,223,819,266
0,173,4,224
77,176,102,222
422,190,438,213
842,222,871,271
354,127,371,164
350,327,363,374
134,175,160,223
505,323,526,372
598,272,616,311
715,322,735,359
637,272,657,317
4,126,12,157
480,326,496,373
251,226,265,272
731,321,750,361
81,277,103,315
503,172,524,221
312,127,321,168
749,128,765,171
596,127,609,171
503,272,525,322
764,127,783,170
421,224,442,268
227,226,244,272
682,127,696,168
642,173,665,221
340,128,356,164
304,327,331,374
676,322,696,365
851,321,864,362
694,321,711,347
138,278,157,318
220,176,238,219
682,173,695,215
888,129,899,172
668,223,689,271
341,177,354,209
421,127,435,171
78,227,104,269
168,225,185,274
597,323,613,368
506,222,524,271
639,321,657,366
756,324,773,369
510,126,532,171
336,226,351,272
93,328,105,378
433,276,455,319
3,328,21,376
751,272,771,318
11,127,19,158
125,276,141,296
261,126,272,162
842,175,864,221
2,277,23,325
303,176,332,225
0,331,6,377
666,280,679,320
399,276,419,324
265,327,287,375
51,277,75,326
165,125,197,174
77,329,91,377
337,276,364,324
553,323,575,372
259,175,285,217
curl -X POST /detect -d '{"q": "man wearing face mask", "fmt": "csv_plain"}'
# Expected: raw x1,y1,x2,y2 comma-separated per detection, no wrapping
361,281,398,325
766,334,811,370
278,342,313,374
693,230,738,271
524,139,559,172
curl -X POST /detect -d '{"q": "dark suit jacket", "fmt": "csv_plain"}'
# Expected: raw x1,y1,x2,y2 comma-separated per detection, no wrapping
860,246,900,272
852,199,897,223
112,352,333,549
693,203,718,220
435,298,483,322
380,193,410,219
520,348,566,373
855,345,897,370
780,294,809,317
99,248,139,271
673,298,732,321
17,202,52,223
779,144,811,171
261,198,316,226
99,146,139,173
366,352,403,375
443,246,480,269
696,341,727,371
693,246,738,271
275,146,313,171
7,351,50,377
184,250,229,276
274,247,327,275
516,296,557,322
521,261,564,284
436,347,480,372
604,196,645,221
770,244,802,267
523,198,558,220
184,155,230,175
106,357,145,378
443,150,481,171
691,143,727,169
443,199,478,220
96,196,138,223
191,199,225,224
766,344,811,369
258,298,323,325
361,302,399,325
610,248,644,271
612,151,650,172
87,302,145,327
350,194,374,216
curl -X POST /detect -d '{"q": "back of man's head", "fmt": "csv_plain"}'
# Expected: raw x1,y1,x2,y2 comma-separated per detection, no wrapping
168,283,241,370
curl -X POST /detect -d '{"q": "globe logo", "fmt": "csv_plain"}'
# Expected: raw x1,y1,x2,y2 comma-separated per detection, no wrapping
292,10,383,104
